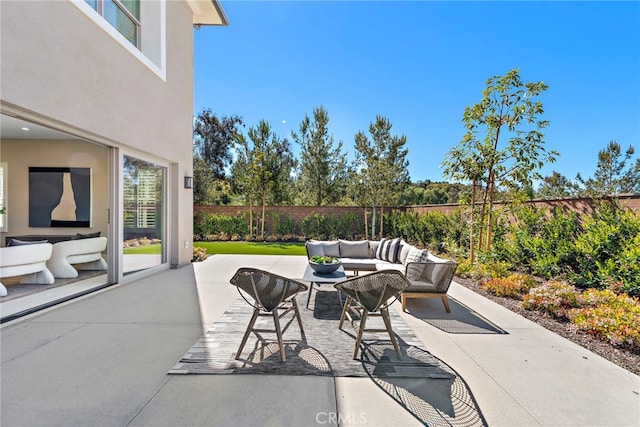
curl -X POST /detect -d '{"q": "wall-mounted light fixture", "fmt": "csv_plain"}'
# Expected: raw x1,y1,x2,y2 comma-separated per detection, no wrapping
184,176,193,189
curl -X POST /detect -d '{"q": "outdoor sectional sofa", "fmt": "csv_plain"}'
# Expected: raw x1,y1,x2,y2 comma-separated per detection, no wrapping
305,238,458,312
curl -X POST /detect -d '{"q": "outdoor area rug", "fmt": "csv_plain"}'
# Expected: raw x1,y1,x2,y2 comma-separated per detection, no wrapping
169,288,425,376
169,287,486,426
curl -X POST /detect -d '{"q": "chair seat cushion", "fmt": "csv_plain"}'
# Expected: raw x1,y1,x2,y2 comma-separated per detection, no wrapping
340,257,378,270
405,281,439,293
375,262,405,273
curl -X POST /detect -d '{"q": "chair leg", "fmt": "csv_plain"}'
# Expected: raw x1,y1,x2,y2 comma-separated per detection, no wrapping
235,307,260,360
401,294,407,312
338,296,352,330
272,309,286,362
442,294,451,313
291,298,305,339
381,306,402,359
353,310,368,359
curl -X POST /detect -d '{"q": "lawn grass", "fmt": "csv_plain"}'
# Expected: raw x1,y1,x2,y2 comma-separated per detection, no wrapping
123,244,162,254
194,241,306,255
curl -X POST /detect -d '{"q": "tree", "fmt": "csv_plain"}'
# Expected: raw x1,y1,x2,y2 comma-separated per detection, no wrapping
292,106,348,206
193,109,244,179
576,141,640,196
442,69,557,259
353,115,409,238
536,171,579,199
193,157,231,205
231,120,296,238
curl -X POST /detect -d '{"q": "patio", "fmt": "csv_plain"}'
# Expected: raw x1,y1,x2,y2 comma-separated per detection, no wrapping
1,254,638,426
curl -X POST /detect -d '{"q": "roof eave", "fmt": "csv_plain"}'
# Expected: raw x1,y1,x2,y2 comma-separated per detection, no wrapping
187,0,229,27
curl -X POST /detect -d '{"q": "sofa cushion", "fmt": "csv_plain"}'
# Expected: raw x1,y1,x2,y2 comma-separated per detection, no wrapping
339,239,370,258
321,241,341,257
306,240,340,258
76,231,101,240
375,238,401,263
375,262,405,273
398,241,412,265
305,241,325,258
369,240,380,257
340,257,379,271
404,246,428,266
7,238,49,246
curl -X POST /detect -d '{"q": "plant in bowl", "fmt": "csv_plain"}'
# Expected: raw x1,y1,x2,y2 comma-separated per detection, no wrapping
309,255,341,274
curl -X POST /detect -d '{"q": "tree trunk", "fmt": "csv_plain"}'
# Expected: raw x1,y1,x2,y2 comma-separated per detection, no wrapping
470,179,476,263
477,182,489,254
364,207,368,238
371,203,377,239
379,206,384,239
486,172,496,252
261,197,266,238
248,198,253,239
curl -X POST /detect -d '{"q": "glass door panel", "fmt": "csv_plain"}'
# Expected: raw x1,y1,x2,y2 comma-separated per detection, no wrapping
122,155,165,275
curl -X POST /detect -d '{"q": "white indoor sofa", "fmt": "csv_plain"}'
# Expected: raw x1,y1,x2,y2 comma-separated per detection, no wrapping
46,237,108,279
0,243,55,296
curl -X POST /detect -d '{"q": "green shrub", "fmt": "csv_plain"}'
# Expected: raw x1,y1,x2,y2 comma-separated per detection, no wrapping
568,290,640,350
191,246,208,262
571,203,640,291
455,258,510,281
481,273,536,298
522,281,581,318
194,212,249,239
271,212,298,236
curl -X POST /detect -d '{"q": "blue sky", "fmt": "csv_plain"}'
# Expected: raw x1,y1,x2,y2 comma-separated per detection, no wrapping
194,1,640,186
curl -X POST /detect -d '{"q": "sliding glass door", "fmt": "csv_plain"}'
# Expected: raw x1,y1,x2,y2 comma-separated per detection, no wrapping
122,155,166,275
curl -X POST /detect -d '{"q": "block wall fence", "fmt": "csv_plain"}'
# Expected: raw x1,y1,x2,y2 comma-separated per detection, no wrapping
195,194,640,221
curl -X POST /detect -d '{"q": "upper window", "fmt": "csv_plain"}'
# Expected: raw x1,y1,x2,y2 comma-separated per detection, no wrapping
74,0,166,79
85,0,140,48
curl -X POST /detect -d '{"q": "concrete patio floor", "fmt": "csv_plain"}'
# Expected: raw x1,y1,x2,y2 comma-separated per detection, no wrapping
1,254,639,426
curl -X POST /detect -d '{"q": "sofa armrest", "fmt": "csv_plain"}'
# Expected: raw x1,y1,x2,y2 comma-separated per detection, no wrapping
405,260,457,293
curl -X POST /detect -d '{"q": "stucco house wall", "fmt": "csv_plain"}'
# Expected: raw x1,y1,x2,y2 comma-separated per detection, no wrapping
0,0,200,266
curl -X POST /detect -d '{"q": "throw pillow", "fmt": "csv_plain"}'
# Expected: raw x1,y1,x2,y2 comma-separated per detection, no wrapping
398,240,411,265
404,246,428,265
7,239,49,246
375,237,402,262
76,232,101,240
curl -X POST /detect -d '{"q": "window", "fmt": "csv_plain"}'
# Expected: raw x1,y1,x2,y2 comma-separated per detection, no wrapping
85,0,140,48
122,155,166,275
74,0,165,79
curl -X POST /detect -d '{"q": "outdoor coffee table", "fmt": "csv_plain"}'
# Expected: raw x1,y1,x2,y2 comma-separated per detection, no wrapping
301,264,347,309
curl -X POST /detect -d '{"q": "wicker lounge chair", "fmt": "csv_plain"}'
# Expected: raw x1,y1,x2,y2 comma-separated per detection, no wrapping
335,270,410,359
402,256,458,312
230,268,308,362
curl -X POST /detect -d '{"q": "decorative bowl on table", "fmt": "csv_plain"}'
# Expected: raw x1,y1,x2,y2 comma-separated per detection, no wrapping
309,255,341,275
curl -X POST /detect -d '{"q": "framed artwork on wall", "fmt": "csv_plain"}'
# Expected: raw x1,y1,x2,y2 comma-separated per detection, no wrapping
29,167,92,227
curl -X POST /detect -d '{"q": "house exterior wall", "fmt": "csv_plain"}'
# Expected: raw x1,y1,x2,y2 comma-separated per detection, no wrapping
0,0,196,266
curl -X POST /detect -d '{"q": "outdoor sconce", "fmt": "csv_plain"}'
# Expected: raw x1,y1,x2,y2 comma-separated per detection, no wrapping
184,176,193,189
